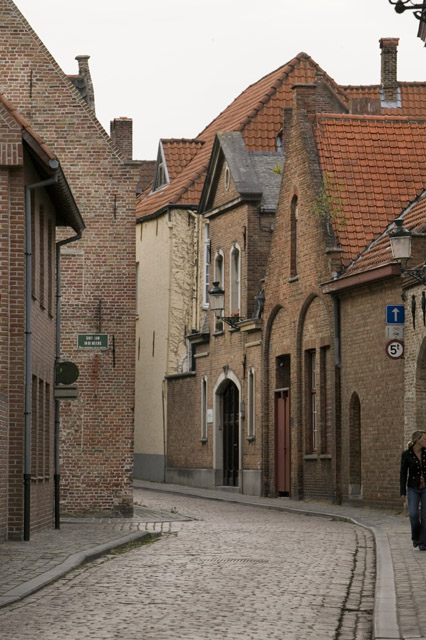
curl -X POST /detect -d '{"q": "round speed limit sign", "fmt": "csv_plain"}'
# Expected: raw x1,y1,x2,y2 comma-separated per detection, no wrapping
385,340,404,359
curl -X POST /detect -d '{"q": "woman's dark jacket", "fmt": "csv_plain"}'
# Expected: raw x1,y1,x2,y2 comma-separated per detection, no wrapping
400,446,426,495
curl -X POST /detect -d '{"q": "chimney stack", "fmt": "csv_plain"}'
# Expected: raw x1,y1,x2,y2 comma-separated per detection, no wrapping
292,83,317,121
380,38,399,104
110,117,133,161
75,55,95,114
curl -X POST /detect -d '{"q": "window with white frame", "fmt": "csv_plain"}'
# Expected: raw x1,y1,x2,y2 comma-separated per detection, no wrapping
214,250,224,287
248,367,255,439
203,224,211,307
214,250,224,332
230,243,241,315
307,350,317,452
201,375,208,441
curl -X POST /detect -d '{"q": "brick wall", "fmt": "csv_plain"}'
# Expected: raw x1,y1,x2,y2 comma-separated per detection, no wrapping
0,0,139,517
263,91,338,501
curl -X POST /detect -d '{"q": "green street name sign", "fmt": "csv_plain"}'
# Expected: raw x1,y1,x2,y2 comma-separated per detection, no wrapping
77,334,109,349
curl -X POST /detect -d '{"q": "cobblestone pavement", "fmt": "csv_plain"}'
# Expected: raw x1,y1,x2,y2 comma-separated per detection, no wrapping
0,489,375,640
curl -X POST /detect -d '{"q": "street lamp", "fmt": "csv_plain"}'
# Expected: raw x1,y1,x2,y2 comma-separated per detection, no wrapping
208,282,244,329
389,218,426,285
388,0,426,23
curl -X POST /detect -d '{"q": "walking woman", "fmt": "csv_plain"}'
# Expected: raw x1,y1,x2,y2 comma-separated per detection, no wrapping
400,430,426,550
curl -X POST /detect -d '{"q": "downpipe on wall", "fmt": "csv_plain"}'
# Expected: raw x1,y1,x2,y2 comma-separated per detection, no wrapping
54,230,83,529
24,170,59,541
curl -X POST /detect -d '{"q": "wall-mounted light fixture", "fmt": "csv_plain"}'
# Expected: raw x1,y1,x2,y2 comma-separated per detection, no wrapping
389,218,426,285
208,281,244,329
388,0,426,23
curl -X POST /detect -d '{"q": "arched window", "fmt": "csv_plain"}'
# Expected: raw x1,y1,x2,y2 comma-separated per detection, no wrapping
247,367,255,439
203,224,211,308
349,392,362,497
201,375,208,441
214,250,224,288
230,243,241,315
290,195,298,278
214,250,224,332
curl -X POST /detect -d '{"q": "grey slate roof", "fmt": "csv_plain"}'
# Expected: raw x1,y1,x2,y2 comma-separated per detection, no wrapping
249,151,284,212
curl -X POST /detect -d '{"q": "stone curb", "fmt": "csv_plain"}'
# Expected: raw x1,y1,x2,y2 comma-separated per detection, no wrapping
0,530,159,609
135,482,402,640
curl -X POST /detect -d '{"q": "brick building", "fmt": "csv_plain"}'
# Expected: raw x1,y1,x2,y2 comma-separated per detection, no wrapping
136,49,353,486
0,92,85,541
137,37,426,508
0,0,140,525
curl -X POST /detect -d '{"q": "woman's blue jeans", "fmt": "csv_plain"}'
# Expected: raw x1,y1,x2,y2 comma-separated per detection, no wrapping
407,487,426,546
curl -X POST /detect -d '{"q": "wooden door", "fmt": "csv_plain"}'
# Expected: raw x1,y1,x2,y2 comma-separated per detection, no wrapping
275,389,290,494
223,382,239,486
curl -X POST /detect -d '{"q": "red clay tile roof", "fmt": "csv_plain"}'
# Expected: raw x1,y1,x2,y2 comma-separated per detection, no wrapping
136,53,342,218
341,190,426,277
315,114,426,266
162,139,205,181
343,83,426,118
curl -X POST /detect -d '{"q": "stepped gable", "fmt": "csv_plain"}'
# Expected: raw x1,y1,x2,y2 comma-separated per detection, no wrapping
315,113,426,267
136,53,343,218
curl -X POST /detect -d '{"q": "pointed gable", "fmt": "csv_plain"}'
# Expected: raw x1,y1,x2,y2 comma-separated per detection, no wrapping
137,53,340,219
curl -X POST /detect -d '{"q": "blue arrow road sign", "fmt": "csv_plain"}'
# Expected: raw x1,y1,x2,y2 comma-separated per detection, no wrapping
386,305,405,324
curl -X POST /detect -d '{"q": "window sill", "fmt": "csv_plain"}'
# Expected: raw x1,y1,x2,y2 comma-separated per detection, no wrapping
213,330,224,336
246,436,256,443
303,454,318,461
200,437,208,444
288,276,299,283
319,454,332,459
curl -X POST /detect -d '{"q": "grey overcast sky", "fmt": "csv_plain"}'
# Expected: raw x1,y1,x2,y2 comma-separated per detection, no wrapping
11,0,426,160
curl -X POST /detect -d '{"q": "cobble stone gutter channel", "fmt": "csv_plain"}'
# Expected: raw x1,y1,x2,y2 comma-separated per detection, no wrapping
134,480,416,640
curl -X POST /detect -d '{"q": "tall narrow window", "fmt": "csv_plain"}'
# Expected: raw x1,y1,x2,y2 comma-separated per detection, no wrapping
290,196,298,278
203,224,211,307
306,350,317,452
31,192,36,298
47,219,53,316
39,204,45,308
320,346,331,454
31,375,37,477
248,367,255,439
230,243,241,315
44,382,50,478
214,250,224,332
201,375,208,441
38,378,44,476
214,250,224,288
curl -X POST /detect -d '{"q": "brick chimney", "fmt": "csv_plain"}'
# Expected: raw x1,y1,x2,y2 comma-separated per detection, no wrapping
380,38,399,104
292,83,317,121
75,55,95,114
110,117,133,161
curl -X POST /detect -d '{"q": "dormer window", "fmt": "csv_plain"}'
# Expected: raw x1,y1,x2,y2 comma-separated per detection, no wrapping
152,142,169,191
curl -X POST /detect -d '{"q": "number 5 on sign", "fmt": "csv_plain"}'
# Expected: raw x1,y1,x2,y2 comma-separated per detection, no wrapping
385,340,404,359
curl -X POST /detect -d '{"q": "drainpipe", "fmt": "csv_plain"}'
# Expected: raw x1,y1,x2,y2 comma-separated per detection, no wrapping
24,169,59,541
54,230,83,529
333,294,342,505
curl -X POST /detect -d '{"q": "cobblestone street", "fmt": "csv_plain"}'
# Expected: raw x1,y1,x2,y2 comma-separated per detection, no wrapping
0,488,374,639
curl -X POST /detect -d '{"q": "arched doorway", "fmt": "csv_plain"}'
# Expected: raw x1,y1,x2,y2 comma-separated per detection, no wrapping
349,392,362,498
222,381,239,486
